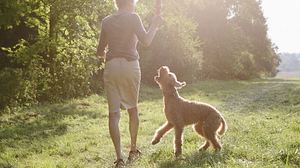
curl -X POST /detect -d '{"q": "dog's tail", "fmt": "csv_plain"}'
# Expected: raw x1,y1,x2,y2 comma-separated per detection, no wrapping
218,115,228,136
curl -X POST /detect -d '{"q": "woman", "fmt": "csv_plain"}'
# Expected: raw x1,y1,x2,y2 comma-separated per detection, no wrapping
96,0,162,167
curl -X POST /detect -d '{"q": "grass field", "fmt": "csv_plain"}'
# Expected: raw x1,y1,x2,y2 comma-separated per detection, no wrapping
1,79,300,168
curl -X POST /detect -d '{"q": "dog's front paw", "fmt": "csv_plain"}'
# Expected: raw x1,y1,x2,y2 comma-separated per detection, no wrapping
151,138,160,145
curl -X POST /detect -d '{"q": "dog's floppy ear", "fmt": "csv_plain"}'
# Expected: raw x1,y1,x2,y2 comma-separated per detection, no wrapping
169,73,186,89
154,76,159,83
174,81,186,89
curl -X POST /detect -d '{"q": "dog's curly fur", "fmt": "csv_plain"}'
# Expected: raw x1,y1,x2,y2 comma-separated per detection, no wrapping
151,66,228,157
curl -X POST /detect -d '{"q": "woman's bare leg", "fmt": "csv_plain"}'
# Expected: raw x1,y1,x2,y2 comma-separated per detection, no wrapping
128,107,139,151
109,112,123,160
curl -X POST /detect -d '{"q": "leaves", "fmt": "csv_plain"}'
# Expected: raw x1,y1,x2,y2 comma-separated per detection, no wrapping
0,0,280,110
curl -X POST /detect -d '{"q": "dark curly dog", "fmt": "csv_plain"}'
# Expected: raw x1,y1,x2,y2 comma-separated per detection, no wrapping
151,66,228,157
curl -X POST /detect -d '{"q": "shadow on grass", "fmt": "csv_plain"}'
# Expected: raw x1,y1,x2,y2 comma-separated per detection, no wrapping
156,147,233,168
0,162,15,168
0,101,102,154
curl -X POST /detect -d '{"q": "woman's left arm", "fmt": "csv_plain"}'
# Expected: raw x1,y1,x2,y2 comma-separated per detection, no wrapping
96,22,107,59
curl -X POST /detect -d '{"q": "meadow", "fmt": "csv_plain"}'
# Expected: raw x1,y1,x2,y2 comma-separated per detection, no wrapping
1,78,299,168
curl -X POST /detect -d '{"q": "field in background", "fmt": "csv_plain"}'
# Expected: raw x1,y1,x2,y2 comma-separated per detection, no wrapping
276,71,300,78
1,79,300,168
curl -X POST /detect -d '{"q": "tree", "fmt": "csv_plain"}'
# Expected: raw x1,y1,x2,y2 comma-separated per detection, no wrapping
229,0,279,76
187,0,279,79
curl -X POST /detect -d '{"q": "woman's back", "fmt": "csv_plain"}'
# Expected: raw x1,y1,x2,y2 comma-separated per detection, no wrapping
102,13,146,61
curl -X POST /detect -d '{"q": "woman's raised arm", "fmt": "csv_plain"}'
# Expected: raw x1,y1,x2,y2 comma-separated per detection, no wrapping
133,14,163,47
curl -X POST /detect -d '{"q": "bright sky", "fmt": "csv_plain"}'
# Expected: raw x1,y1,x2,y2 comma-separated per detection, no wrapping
261,0,300,53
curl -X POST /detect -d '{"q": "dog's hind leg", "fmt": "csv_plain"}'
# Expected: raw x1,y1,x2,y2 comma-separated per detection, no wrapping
194,121,205,137
203,123,222,151
174,127,184,157
194,122,210,151
199,140,210,151
203,115,223,151
208,134,221,151
151,122,173,145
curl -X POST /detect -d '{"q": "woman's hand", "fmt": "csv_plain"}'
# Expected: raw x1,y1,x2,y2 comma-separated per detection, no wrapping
136,14,163,47
96,50,106,62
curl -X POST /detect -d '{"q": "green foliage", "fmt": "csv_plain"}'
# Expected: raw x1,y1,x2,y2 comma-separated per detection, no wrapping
187,0,280,79
0,0,280,110
233,51,256,79
229,0,280,77
0,39,49,110
0,0,114,111
0,0,27,29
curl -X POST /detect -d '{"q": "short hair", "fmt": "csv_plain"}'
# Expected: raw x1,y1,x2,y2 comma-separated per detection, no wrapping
115,0,138,9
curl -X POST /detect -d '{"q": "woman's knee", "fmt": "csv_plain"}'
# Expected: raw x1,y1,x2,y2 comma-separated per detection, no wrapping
109,112,121,121
128,107,138,115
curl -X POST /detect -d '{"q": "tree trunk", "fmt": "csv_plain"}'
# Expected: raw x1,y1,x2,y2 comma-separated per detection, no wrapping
48,4,57,75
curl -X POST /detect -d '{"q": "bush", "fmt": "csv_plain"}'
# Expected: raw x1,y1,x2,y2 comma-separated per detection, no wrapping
233,51,257,80
0,37,102,112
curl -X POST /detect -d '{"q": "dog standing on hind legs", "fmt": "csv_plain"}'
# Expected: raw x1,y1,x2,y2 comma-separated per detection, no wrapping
151,66,228,157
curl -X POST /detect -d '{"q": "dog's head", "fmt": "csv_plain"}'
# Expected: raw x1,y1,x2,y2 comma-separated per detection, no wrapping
154,66,186,89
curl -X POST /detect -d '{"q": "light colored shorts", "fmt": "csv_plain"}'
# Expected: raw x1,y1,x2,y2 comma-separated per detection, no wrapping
103,58,141,113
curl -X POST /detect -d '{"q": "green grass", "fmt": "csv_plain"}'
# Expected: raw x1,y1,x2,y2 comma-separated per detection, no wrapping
1,78,300,168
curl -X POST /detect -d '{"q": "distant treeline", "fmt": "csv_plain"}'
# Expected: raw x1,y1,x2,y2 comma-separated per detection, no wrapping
0,0,279,111
278,53,300,72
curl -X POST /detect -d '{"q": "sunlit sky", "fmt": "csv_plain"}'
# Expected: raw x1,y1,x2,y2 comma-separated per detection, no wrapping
261,0,300,53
